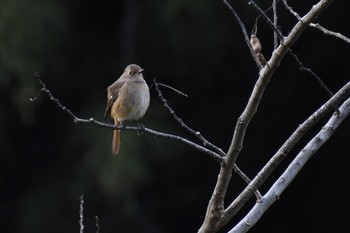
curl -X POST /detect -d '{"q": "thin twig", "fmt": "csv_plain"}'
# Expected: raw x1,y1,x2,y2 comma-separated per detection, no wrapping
95,216,100,233
273,0,279,49
31,73,81,122
310,23,350,44
255,0,282,22
144,127,223,163
153,79,261,191
157,82,188,97
248,0,284,40
153,79,262,196
233,164,262,200
289,50,333,98
223,0,263,69
79,195,84,233
152,79,261,193
153,79,226,157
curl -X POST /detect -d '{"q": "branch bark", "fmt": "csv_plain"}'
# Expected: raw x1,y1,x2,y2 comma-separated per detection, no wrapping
230,95,350,232
222,80,350,230
198,0,335,232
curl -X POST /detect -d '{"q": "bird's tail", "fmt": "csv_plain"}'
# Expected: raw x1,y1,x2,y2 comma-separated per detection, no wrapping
112,121,121,155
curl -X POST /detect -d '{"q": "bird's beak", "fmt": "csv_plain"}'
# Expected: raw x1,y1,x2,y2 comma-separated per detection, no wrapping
138,68,144,74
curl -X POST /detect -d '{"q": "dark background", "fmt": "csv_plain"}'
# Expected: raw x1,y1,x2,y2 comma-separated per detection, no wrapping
1,0,350,232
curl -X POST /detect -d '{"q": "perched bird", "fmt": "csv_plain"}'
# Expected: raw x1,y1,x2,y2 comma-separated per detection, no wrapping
250,35,266,66
250,34,262,54
104,64,150,155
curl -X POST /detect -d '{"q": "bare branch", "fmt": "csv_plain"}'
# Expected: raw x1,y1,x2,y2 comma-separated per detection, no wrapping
199,0,335,232
31,73,81,121
248,0,284,40
153,79,260,193
282,0,350,44
223,0,263,69
247,1,333,98
223,80,349,228
281,0,300,19
155,82,188,97
310,23,350,44
153,79,226,157
289,50,334,98
233,164,262,200
144,127,223,163
230,95,350,232
30,73,224,163
31,74,260,193
273,0,279,49
79,195,84,233
280,0,335,99
95,216,100,233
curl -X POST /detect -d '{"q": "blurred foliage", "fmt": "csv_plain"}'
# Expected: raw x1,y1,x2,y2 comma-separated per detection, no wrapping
1,0,350,233
0,0,66,125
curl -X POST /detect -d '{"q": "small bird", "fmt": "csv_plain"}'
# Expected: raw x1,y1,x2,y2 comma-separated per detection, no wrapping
104,64,150,155
250,34,262,54
250,35,266,66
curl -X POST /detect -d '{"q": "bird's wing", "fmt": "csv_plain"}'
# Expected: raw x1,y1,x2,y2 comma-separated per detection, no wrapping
104,81,126,122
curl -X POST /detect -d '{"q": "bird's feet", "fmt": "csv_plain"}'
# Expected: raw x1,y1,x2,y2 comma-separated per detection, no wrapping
134,121,145,136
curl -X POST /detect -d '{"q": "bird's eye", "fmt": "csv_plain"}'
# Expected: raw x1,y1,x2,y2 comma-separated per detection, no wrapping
128,70,134,75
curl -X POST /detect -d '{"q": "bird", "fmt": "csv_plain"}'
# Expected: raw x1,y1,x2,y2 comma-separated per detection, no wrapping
104,64,150,155
250,34,262,54
250,35,266,66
